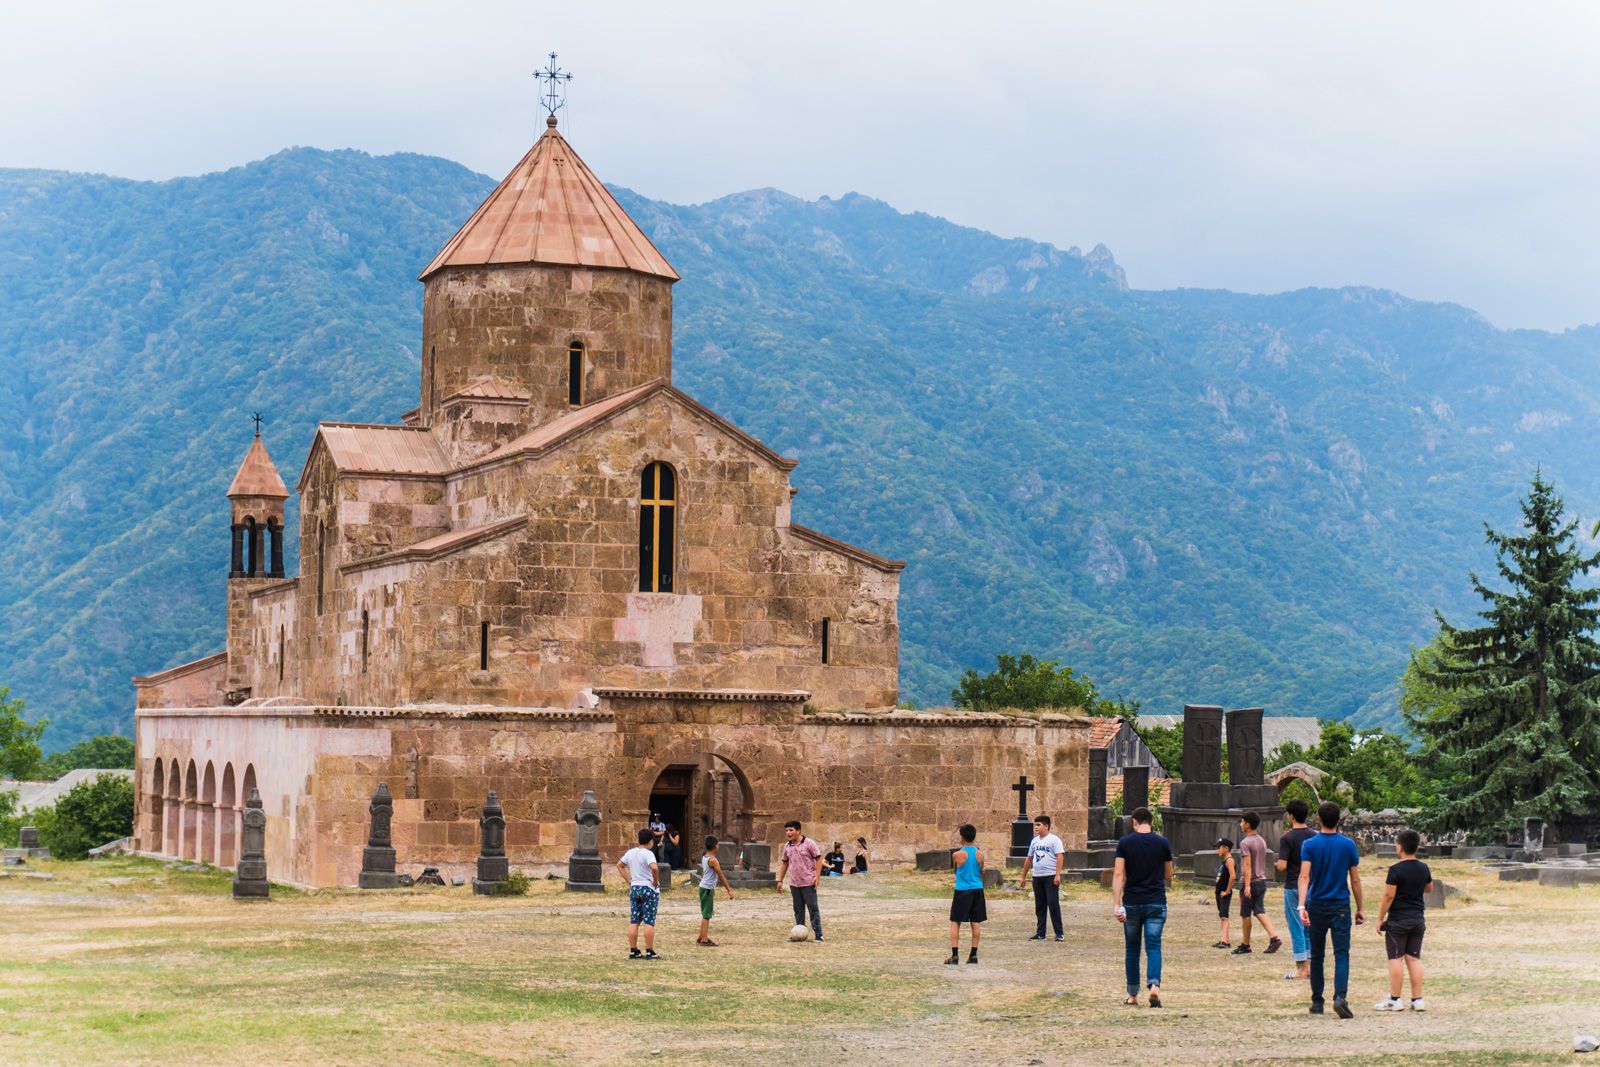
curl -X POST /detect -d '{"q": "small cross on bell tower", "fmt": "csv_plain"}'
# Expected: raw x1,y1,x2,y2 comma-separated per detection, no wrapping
533,52,573,128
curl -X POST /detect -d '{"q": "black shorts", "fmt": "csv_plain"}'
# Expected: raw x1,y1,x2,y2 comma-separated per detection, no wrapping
1215,890,1233,918
950,888,988,924
1241,880,1268,916
1383,918,1425,959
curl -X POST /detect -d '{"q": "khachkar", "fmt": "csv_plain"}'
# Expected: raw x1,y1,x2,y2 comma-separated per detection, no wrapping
472,790,510,895
1160,704,1284,859
1007,774,1037,868
358,783,400,889
232,788,269,899
1115,765,1152,837
1087,750,1113,844
564,790,604,892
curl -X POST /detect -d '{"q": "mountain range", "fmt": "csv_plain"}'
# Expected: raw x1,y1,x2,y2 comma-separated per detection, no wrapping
3,146,1598,746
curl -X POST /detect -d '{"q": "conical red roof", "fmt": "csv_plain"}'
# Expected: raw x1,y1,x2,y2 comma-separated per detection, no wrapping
420,117,678,282
227,436,289,499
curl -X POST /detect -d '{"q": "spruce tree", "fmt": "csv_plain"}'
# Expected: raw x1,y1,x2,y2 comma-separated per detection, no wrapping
1408,473,1600,838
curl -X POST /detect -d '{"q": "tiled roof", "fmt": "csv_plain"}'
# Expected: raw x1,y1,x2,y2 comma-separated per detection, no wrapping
1087,716,1125,749
307,423,450,484
420,117,679,283
1108,775,1174,808
226,436,289,498
441,379,532,404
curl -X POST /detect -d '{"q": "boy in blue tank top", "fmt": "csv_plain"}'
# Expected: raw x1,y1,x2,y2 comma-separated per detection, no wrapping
947,823,987,965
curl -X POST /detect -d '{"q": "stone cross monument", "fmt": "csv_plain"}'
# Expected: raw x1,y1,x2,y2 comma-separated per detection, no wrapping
1008,774,1036,867
358,782,400,889
1088,749,1113,843
565,789,604,892
472,789,510,895
232,788,269,899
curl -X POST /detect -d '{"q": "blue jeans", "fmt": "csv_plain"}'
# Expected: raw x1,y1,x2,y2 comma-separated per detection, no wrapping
1122,903,1166,996
1283,886,1310,962
1306,900,1352,1004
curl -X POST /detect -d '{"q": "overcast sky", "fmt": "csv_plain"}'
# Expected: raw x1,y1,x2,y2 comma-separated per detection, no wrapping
4,2,1599,330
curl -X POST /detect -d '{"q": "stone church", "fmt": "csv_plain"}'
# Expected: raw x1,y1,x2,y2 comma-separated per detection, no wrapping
132,114,1090,886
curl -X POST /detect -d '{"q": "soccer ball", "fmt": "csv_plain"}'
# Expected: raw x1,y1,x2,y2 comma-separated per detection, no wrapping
788,924,811,942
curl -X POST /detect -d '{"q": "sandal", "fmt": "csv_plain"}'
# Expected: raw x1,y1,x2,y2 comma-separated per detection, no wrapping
1123,995,1139,1007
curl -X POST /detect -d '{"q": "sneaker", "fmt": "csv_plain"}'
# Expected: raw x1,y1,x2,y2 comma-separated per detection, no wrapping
1309,1002,1324,1015
1283,971,1302,980
1054,935,1065,942
1333,996,1353,1019
1265,937,1283,954
966,952,978,965
643,949,660,960
1212,941,1232,949
1374,996,1405,1012
1029,933,1047,941
945,954,959,966
814,935,824,943
628,948,642,959
1410,998,1426,1012
697,939,718,948
1231,944,1253,955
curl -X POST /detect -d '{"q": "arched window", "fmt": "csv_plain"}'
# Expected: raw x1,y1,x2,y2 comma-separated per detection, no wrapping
243,517,258,577
568,340,585,406
639,462,676,593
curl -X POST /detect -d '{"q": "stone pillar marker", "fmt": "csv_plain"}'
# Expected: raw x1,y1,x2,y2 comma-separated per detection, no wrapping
358,782,400,889
564,789,604,892
1182,704,1225,783
1122,766,1150,812
1007,774,1036,867
1517,817,1546,862
232,788,269,900
472,789,509,895
1226,707,1280,808
18,827,40,849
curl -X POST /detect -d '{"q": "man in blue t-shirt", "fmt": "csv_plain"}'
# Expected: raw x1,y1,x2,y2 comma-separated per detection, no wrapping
1296,800,1365,1018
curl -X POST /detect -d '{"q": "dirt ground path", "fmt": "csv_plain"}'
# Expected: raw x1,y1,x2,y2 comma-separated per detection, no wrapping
0,858,1595,1065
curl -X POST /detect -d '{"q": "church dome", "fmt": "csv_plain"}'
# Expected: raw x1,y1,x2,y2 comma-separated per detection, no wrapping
419,116,679,283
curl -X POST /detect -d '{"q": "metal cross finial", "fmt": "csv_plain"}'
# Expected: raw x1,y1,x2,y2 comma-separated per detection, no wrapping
533,52,573,121
251,412,263,437
1012,774,1036,818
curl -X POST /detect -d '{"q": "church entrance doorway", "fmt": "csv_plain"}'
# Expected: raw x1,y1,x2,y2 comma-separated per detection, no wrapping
647,755,756,872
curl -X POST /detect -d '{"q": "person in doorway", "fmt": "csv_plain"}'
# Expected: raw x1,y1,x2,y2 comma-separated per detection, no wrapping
825,842,846,877
1112,807,1174,1007
851,837,870,874
1297,800,1365,1018
1277,799,1315,979
662,825,682,870
1212,837,1236,949
696,834,735,947
776,820,825,942
618,826,662,960
1374,828,1431,1012
1018,815,1065,941
946,823,986,965
649,813,666,858
1232,811,1284,955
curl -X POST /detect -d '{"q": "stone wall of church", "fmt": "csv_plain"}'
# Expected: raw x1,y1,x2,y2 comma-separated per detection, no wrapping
419,264,673,444
133,698,1089,887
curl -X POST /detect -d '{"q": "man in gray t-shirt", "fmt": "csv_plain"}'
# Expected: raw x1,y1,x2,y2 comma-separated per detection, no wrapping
1233,812,1282,956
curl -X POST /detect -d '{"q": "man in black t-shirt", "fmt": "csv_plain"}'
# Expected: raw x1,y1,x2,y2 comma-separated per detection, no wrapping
1111,807,1175,1007
1375,828,1432,1012
1276,798,1315,980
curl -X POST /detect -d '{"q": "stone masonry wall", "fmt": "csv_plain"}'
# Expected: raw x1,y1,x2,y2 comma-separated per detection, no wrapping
420,264,673,448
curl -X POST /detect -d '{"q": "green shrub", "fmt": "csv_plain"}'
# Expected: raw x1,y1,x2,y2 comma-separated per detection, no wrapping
39,773,135,859
500,871,531,896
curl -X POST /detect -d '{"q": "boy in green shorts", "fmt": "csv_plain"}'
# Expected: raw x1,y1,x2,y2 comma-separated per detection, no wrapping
696,834,735,946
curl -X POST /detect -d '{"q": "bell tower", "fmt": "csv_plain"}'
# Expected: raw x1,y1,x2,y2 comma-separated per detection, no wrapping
415,62,678,462
223,416,290,701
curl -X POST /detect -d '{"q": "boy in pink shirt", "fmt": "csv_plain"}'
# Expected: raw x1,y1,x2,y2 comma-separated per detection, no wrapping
776,819,825,942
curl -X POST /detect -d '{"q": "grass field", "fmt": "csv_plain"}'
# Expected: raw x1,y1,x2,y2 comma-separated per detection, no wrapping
1,856,1597,1065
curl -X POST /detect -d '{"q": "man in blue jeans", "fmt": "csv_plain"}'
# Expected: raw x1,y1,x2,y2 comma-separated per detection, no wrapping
1276,798,1315,981
1111,806,1174,1007
1297,800,1365,1018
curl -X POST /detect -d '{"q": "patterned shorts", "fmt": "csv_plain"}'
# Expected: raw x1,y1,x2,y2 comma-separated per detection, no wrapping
629,885,660,926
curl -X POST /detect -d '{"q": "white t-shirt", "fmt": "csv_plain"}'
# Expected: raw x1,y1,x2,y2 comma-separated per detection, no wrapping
622,846,658,888
1029,833,1065,876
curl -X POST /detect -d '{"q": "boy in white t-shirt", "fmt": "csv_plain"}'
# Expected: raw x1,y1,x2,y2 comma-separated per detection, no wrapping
1018,815,1066,941
618,826,662,960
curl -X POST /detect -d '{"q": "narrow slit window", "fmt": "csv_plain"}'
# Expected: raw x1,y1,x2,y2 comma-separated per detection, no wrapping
278,627,285,682
316,521,326,615
479,621,490,670
568,341,585,405
639,462,676,593
361,609,370,673
821,618,831,665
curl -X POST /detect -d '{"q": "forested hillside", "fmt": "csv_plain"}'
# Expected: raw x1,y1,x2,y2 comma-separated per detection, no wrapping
3,148,1598,744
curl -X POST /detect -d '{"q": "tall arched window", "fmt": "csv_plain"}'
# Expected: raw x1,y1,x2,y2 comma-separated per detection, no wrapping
568,340,585,406
639,462,676,593
243,517,258,577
